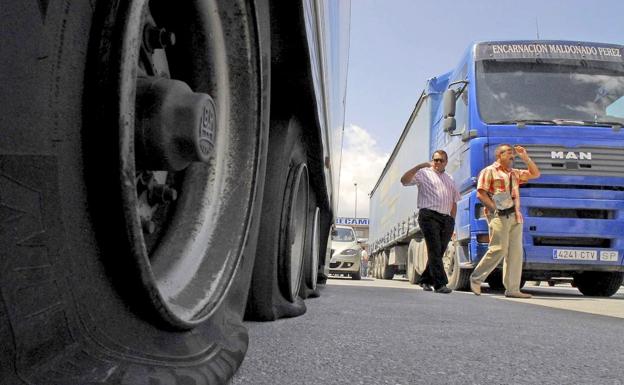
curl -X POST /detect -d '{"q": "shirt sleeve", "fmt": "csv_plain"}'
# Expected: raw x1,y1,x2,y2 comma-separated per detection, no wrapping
411,169,425,186
514,168,532,185
477,167,492,192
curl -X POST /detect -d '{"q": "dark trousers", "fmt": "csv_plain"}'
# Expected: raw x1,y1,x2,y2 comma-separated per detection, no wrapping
417,208,455,289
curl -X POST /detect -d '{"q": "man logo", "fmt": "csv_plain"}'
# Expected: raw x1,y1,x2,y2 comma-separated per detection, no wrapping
551,151,592,160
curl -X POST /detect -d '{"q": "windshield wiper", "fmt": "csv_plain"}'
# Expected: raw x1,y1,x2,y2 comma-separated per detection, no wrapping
577,120,623,129
489,119,623,129
488,119,559,127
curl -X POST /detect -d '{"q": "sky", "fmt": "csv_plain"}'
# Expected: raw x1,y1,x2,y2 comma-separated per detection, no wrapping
336,0,624,218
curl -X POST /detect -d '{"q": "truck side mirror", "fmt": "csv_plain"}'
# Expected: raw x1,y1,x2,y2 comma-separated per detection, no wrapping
443,89,456,118
443,117,456,132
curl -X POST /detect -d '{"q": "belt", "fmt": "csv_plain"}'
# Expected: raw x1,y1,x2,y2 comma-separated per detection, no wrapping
496,206,516,217
420,208,453,218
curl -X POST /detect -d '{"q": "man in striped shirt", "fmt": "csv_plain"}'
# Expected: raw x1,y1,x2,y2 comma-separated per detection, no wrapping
470,144,541,298
401,150,460,294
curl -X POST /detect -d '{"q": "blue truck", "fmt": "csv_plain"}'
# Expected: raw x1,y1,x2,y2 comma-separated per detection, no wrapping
368,40,624,296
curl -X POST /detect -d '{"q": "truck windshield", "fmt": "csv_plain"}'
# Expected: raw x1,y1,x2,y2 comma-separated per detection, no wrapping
332,228,355,242
476,60,624,125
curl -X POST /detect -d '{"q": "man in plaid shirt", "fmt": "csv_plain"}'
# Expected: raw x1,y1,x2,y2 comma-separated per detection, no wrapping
470,144,541,298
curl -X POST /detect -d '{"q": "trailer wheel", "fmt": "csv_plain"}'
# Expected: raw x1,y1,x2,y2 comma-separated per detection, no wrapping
574,272,624,297
407,240,421,284
372,254,378,278
381,251,396,280
245,116,310,321
300,205,321,299
443,241,471,291
415,239,429,276
1,0,270,383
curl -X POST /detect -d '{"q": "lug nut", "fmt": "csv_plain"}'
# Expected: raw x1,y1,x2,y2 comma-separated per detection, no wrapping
149,184,178,205
145,26,176,51
142,219,156,234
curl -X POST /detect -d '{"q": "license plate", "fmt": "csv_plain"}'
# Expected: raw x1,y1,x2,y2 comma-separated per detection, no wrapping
600,250,619,262
553,249,597,260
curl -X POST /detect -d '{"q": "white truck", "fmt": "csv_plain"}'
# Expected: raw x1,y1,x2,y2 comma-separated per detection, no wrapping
368,88,434,283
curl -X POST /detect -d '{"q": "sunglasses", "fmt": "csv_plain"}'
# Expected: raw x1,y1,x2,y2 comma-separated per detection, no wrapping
432,158,446,163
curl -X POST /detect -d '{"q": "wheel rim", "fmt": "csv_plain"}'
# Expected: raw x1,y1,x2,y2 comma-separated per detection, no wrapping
279,164,309,302
306,207,321,290
443,243,456,277
100,0,262,328
407,248,414,282
416,241,427,275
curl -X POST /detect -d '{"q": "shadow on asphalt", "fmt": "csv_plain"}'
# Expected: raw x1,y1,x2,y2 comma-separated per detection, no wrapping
325,276,624,301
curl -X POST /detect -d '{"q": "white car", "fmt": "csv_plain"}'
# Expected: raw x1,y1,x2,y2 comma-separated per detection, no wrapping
329,225,362,280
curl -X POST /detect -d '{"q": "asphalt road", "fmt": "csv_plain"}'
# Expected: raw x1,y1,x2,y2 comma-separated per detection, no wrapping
230,277,624,385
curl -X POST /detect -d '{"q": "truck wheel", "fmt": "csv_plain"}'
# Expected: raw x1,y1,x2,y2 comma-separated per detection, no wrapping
1,0,270,383
407,240,421,284
372,254,379,278
415,239,429,276
381,252,396,280
444,242,471,291
574,272,624,297
245,116,309,321
352,271,362,280
299,205,321,299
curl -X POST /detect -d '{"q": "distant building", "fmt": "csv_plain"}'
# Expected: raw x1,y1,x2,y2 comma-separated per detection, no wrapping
335,217,369,252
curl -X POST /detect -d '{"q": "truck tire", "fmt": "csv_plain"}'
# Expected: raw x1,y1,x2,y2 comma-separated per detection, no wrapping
574,272,624,297
372,254,379,278
444,242,471,291
407,239,421,284
381,252,396,280
299,205,321,299
415,239,429,276
352,271,362,280
1,1,270,383
245,116,309,321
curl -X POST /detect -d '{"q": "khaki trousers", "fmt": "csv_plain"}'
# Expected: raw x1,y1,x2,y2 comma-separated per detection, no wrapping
470,213,523,293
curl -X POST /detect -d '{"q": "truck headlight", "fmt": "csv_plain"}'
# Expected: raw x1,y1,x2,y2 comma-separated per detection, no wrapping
340,249,358,256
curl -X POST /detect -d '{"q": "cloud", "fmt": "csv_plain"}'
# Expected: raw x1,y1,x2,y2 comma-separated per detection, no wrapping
336,124,389,218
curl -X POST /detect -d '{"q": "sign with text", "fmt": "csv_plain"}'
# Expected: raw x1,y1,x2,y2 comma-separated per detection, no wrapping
476,40,624,62
335,217,369,225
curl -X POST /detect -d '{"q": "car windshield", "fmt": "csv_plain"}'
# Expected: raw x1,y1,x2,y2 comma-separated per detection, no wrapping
332,228,355,242
476,59,624,125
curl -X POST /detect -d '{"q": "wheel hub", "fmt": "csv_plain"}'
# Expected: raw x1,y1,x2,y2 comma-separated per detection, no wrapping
135,77,217,171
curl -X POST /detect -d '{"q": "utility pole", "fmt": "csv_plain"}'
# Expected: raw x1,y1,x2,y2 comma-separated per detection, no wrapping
354,182,358,219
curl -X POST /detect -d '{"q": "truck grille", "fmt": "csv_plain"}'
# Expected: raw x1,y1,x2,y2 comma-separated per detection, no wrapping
533,236,611,248
516,145,624,177
528,208,614,219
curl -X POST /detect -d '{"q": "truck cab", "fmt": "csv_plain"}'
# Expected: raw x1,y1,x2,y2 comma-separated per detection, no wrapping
440,40,624,295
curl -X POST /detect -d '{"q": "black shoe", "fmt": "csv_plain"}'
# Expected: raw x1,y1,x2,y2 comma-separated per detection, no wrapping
421,283,433,291
434,286,452,294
